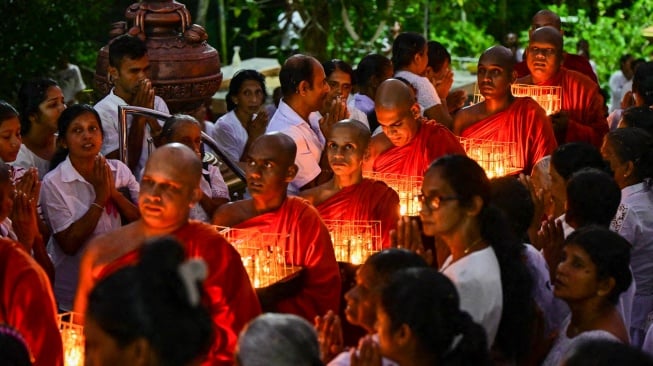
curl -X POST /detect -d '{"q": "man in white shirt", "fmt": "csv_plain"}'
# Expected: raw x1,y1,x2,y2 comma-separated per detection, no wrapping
94,34,169,179
266,54,331,194
609,54,634,112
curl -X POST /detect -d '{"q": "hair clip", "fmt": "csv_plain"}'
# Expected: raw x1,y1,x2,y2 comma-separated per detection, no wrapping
177,258,208,306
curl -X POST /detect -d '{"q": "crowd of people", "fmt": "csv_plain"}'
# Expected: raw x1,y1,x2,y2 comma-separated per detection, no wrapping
2,6,653,366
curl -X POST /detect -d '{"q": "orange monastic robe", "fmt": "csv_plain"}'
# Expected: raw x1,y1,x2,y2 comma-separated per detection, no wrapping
373,120,466,176
461,97,558,175
235,196,341,321
530,67,607,147
98,221,261,366
316,178,400,248
0,239,63,366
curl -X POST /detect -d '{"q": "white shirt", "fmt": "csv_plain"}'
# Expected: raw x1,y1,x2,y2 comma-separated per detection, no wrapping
441,246,503,345
189,164,230,222
352,93,375,115
609,70,629,112
11,144,51,180
213,110,248,163
40,156,139,310
394,70,442,111
56,63,86,103
94,88,169,179
267,99,323,194
328,334,398,366
309,107,370,131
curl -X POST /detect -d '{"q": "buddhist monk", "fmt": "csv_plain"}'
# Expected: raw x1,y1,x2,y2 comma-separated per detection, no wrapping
517,26,608,147
300,120,400,248
74,143,261,365
212,133,341,322
366,79,465,176
453,45,557,175
514,9,598,84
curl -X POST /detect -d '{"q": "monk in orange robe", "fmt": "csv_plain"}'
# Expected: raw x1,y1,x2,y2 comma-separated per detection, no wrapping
213,133,341,322
454,45,557,175
366,78,465,177
301,120,400,248
514,9,598,84
517,26,608,148
75,144,260,366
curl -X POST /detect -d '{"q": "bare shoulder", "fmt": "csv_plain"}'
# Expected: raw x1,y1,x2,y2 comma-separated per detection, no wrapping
213,200,253,227
299,181,337,206
368,132,394,160
453,103,483,135
84,223,142,266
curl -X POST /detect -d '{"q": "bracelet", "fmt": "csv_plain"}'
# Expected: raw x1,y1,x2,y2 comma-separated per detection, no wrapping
91,202,104,210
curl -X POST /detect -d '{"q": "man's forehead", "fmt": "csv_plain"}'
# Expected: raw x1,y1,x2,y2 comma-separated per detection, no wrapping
529,40,558,49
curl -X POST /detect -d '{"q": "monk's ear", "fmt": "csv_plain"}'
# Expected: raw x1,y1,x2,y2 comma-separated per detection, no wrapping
510,69,517,84
285,164,298,182
189,186,202,206
409,102,421,119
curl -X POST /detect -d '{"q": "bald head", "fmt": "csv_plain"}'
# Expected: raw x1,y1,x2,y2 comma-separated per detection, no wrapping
530,26,563,53
376,78,416,110
480,45,516,72
330,119,371,150
532,9,561,31
251,132,297,167
146,143,202,186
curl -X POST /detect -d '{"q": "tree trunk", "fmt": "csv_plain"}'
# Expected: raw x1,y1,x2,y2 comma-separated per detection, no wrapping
196,0,210,26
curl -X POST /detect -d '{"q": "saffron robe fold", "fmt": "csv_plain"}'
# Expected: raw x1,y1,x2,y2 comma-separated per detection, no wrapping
235,196,341,321
515,53,599,84
535,67,608,147
97,221,261,366
0,239,63,366
373,121,466,176
316,179,400,248
461,97,558,175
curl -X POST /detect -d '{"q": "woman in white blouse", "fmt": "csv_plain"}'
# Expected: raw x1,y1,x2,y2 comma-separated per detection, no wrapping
40,104,139,310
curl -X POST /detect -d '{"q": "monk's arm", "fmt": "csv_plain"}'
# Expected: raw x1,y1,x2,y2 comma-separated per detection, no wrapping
73,243,98,320
423,103,453,130
564,92,608,147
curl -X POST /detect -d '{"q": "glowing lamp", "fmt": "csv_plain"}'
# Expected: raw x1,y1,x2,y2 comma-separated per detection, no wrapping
365,172,423,216
323,220,382,264
511,84,562,115
459,137,520,178
57,312,84,366
218,227,300,288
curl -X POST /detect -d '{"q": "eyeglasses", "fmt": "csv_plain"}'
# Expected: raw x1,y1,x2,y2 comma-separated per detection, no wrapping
528,46,557,58
417,193,461,211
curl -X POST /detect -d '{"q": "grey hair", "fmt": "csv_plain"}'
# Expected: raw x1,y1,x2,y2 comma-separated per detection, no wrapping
236,313,322,366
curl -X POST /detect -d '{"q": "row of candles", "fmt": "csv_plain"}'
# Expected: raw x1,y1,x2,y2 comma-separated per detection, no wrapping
474,82,563,116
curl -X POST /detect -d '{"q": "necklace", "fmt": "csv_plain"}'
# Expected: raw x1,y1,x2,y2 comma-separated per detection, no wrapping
463,238,485,254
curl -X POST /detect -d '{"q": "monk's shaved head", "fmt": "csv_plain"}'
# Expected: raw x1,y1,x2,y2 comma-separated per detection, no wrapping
146,143,202,187
375,78,416,110
532,9,561,31
330,119,371,150
480,45,515,72
251,132,297,167
530,26,564,53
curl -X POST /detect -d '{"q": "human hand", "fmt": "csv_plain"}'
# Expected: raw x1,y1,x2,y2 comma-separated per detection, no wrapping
621,90,635,110
538,216,565,275
446,89,467,112
390,216,433,266
247,108,269,139
350,335,382,366
435,68,454,99
315,310,344,363
10,191,38,251
132,78,155,109
519,173,546,247
319,96,348,138
88,155,112,206
15,167,40,204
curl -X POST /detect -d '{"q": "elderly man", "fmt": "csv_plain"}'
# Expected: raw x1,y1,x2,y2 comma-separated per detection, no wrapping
366,79,465,177
75,143,261,365
517,27,608,147
300,120,400,248
266,54,331,194
514,9,598,84
94,34,169,178
213,133,341,322
453,45,557,174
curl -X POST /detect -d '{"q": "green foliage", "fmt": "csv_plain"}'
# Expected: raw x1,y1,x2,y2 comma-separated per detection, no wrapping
431,21,496,61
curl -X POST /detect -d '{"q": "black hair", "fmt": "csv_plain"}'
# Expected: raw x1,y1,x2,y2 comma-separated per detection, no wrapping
620,106,653,135
323,59,354,82
355,54,392,89
551,142,607,181
391,32,427,70
109,34,148,69
632,62,653,106
87,237,214,366
427,41,451,73
365,248,428,286
17,78,59,136
564,339,653,366
279,55,315,99
160,114,201,142
605,127,653,183
619,54,633,69
0,100,19,125
565,168,621,228
49,104,104,171
428,154,534,362
380,267,491,366
490,176,534,239
226,69,267,111
564,226,632,305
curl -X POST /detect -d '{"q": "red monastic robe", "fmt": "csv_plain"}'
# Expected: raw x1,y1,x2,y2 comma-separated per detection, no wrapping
235,196,341,322
0,239,64,366
461,97,558,175
373,120,466,176
98,221,261,366
316,178,400,248
534,67,608,147
515,52,599,84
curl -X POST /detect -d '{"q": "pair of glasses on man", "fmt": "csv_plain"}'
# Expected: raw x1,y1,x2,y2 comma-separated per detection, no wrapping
416,193,460,211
